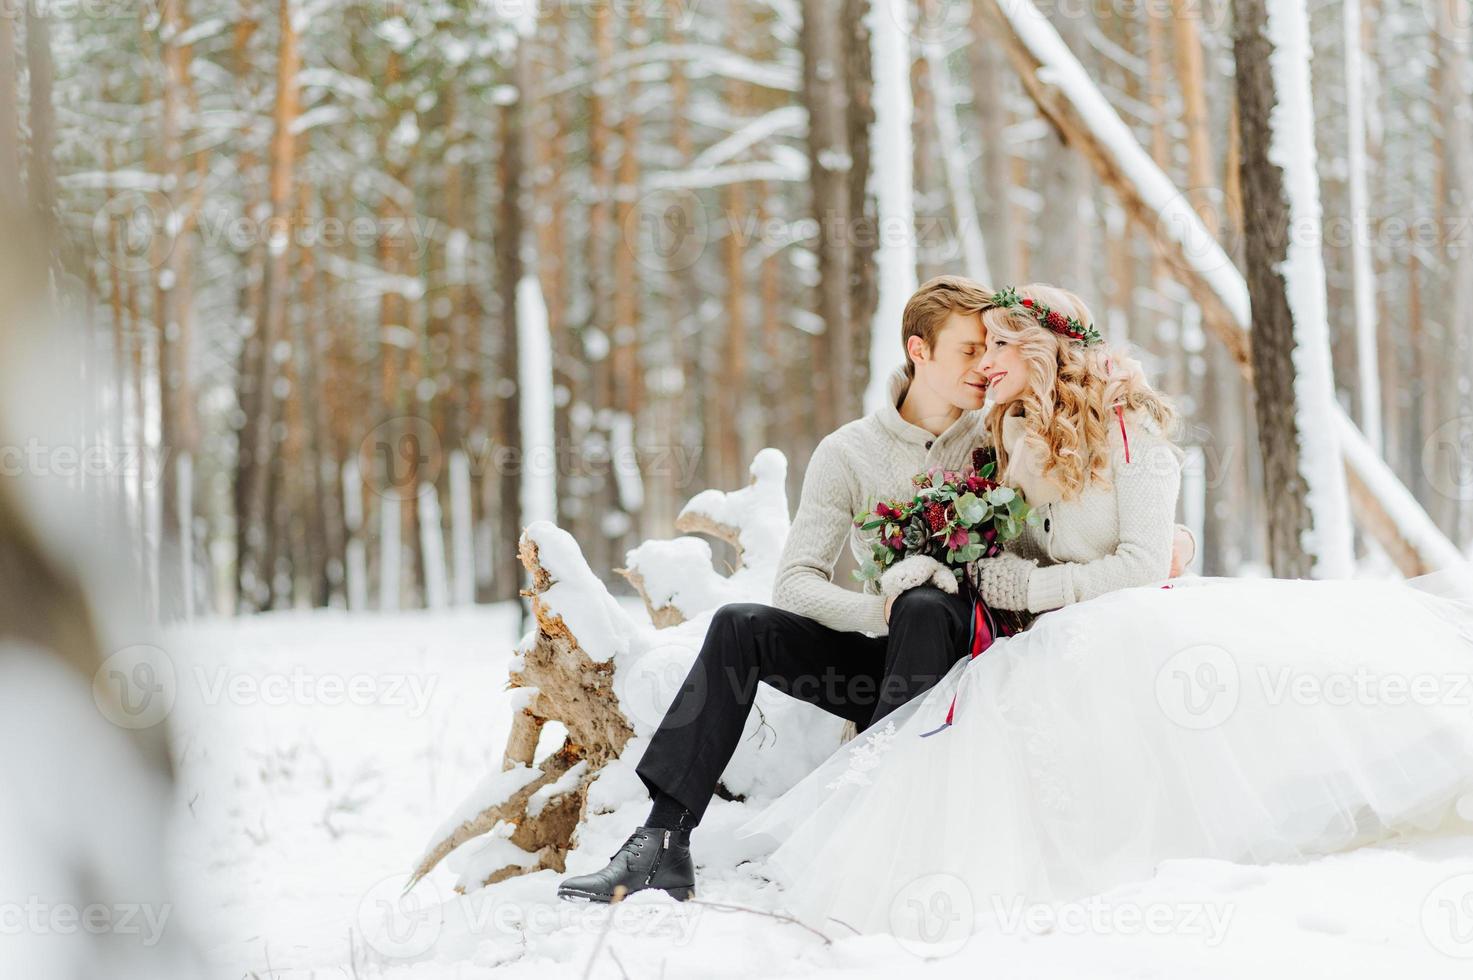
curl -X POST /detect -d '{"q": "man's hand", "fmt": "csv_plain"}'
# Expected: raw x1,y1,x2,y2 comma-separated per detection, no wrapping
1169,525,1196,577
880,554,956,597
880,554,956,624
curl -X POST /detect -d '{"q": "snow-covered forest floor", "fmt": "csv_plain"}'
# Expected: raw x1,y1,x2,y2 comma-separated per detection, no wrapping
164,602,1473,978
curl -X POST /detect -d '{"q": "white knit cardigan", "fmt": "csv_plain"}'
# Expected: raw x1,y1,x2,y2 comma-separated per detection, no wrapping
980,403,1187,613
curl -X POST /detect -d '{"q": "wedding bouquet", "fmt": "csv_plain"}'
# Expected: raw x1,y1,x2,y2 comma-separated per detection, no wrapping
851,446,1039,591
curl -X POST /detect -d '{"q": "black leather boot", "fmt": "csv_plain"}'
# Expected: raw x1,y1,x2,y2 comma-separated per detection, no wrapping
556,826,695,903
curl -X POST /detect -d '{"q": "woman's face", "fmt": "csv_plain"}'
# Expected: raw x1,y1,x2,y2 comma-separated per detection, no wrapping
979,325,1027,407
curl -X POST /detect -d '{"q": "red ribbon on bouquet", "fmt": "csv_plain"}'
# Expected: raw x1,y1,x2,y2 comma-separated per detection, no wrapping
918,588,1019,737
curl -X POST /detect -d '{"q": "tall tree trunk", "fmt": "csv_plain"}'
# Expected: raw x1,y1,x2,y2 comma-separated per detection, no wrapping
495,44,527,605
293,176,333,606
721,11,750,488
1343,0,1382,456
24,3,60,271
230,5,263,615
0,15,20,210
1233,0,1354,577
156,0,201,619
662,9,695,527
801,0,848,431
611,5,645,548
861,0,915,413
967,5,1012,285
533,6,574,538
924,32,990,281
1436,0,1473,545
1142,0,1181,396
1036,11,1088,290
237,0,300,610
582,2,614,580
910,13,936,282
844,0,878,415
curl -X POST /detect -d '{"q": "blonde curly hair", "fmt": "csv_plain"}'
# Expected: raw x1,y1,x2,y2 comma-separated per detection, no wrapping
981,283,1179,501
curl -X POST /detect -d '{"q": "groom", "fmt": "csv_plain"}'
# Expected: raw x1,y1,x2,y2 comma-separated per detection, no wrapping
557,275,1196,904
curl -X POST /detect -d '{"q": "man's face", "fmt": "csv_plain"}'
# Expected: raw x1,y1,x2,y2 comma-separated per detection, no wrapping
911,311,990,410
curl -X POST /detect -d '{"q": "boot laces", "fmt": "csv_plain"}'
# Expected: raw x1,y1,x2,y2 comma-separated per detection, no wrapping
608,831,649,861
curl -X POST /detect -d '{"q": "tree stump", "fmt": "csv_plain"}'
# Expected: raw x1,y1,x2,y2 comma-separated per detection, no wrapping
408,449,847,893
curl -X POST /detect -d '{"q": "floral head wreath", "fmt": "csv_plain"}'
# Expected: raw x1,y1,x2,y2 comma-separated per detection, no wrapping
988,287,1104,346
984,287,1134,461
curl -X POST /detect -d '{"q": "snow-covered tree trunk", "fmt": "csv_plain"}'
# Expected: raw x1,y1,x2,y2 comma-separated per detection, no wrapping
517,273,556,529
1436,0,1473,548
449,451,475,606
341,457,368,612
863,0,917,414
923,34,991,282
493,31,528,607
1233,0,1354,578
1343,0,1382,457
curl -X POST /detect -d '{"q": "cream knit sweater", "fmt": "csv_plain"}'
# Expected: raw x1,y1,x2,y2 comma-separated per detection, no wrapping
771,365,1188,635
770,365,990,637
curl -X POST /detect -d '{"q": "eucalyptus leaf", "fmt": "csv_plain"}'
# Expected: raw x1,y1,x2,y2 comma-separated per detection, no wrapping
954,492,985,525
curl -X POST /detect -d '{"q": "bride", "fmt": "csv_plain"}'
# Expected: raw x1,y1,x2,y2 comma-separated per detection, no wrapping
733,283,1473,943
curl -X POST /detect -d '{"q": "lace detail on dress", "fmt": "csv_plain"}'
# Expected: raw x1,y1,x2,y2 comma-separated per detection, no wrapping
825,720,898,789
1009,680,1076,815
1060,623,1089,664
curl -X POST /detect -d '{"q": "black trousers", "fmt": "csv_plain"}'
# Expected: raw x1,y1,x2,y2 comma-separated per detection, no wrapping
634,586,974,823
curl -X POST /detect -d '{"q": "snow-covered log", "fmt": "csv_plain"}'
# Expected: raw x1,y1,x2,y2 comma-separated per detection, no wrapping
409,450,845,893
405,528,636,892
618,448,790,626
978,0,1460,577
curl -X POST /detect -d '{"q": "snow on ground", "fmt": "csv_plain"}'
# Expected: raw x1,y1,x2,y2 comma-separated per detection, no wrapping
164,602,1473,978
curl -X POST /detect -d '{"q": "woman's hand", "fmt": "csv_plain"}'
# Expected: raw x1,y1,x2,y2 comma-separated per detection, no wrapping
1169,525,1196,577
967,551,1039,611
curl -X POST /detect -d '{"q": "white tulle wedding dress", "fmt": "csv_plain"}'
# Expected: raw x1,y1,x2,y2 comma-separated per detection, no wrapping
734,567,1473,940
